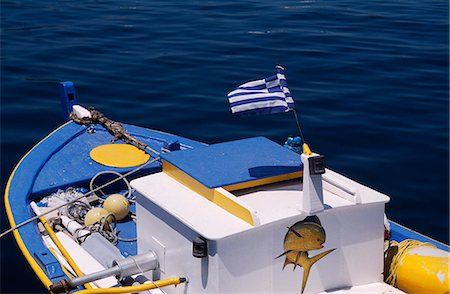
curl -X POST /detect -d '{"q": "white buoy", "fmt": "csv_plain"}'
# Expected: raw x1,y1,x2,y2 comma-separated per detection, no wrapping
103,194,129,221
84,207,111,228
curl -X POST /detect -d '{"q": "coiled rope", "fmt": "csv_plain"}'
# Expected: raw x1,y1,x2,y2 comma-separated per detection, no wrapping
384,239,434,287
0,157,160,239
66,201,91,223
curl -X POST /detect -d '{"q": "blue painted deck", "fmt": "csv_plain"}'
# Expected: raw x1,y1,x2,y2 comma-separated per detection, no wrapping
114,203,137,257
31,123,205,197
161,136,302,188
6,121,206,284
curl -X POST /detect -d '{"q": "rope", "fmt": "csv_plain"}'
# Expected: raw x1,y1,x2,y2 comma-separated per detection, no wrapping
385,239,434,287
70,108,163,156
65,201,91,223
64,204,137,245
89,171,132,200
0,157,160,239
85,213,118,244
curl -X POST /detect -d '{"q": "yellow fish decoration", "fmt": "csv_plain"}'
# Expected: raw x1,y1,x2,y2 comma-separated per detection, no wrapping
276,216,335,294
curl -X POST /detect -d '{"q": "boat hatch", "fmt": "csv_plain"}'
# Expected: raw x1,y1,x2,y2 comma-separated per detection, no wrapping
161,136,303,191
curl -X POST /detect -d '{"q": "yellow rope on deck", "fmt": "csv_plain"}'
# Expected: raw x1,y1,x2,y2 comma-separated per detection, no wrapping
385,239,434,287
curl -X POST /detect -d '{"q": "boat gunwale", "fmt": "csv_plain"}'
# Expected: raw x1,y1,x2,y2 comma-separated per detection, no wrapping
4,121,74,289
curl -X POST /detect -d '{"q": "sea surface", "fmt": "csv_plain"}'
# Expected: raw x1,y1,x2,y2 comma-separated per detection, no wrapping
1,0,448,293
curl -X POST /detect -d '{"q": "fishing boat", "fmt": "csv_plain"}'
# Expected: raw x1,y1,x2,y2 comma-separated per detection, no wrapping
2,79,449,294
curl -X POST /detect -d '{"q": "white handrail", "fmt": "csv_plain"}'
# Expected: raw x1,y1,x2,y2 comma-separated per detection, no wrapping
323,172,361,204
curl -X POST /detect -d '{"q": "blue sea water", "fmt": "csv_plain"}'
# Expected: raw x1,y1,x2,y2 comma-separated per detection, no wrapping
1,0,448,292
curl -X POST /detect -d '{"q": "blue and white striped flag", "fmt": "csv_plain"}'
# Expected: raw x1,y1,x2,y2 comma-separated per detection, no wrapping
228,65,295,115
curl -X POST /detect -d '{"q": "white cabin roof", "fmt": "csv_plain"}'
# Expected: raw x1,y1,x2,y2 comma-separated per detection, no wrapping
132,172,252,240
131,166,389,239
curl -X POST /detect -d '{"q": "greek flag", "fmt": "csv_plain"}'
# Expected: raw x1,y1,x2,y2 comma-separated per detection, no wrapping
228,65,295,115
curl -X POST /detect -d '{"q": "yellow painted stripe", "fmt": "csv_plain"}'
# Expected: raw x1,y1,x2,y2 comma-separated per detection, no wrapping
211,189,255,226
76,277,184,294
4,121,72,289
162,161,255,226
38,215,92,289
48,241,95,289
223,171,303,191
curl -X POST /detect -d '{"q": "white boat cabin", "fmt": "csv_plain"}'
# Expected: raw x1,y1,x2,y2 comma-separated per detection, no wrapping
131,137,398,293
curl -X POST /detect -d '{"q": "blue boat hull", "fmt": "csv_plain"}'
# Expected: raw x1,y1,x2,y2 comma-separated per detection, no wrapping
4,121,206,288
4,121,448,290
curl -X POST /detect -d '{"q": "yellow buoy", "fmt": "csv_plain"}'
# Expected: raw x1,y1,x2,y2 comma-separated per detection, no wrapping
103,194,130,221
84,207,112,229
397,245,450,293
90,144,150,168
385,240,450,294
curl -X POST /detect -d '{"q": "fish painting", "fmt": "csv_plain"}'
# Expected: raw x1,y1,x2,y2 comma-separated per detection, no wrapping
276,216,335,294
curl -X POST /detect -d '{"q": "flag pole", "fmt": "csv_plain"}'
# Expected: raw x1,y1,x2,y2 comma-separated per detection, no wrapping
291,108,312,155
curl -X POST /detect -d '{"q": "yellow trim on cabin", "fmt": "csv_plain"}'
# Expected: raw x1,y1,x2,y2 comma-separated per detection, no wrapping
211,189,255,226
162,161,255,226
223,171,303,191
4,121,73,289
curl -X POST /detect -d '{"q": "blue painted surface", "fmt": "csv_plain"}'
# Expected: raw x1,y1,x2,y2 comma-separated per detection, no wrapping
390,221,449,252
5,121,205,286
33,251,66,281
31,123,203,196
115,203,137,257
162,137,302,188
7,123,77,284
59,82,77,120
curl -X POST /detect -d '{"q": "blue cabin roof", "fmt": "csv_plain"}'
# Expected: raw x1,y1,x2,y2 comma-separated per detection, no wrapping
161,137,302,189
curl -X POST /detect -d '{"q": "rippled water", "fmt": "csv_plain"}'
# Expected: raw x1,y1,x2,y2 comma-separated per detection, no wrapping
1,1,448,292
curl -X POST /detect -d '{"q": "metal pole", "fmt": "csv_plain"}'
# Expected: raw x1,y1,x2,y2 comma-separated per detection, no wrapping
292,109,306,144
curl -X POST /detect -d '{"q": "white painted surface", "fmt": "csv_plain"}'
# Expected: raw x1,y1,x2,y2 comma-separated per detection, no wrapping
42,235,77,278
323,172,361,204
55,231,118,288
316,282,404,293
235,180,306,225
301,153,325,214
137,190,387,293
72,104,92,118
324,168,390,205
215,186,261,226
134,162,390,293
60,215,90,239
136,192,213,293
131,173,252,240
